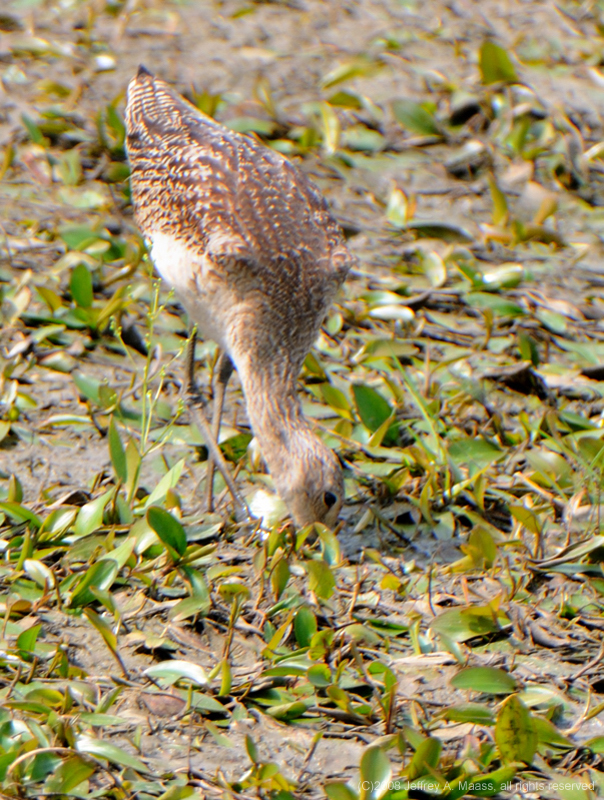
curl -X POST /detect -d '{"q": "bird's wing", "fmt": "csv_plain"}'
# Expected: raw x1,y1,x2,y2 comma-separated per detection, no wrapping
125,67,352,286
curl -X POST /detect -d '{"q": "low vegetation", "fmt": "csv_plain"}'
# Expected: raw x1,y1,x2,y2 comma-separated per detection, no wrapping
1,1,604,798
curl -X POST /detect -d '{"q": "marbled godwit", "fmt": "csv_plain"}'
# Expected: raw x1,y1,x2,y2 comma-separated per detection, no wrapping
125,66,352,527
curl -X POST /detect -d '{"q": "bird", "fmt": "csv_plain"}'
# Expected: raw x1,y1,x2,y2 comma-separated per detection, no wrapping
125,66,353,528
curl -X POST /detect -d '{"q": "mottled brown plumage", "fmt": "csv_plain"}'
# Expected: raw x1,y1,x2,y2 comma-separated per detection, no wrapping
125,66,352,527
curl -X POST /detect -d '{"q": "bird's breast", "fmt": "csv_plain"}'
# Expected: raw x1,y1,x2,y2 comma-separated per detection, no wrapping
148,230,230,348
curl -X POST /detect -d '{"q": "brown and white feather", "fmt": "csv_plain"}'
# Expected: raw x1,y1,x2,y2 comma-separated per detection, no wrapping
125,66,352,526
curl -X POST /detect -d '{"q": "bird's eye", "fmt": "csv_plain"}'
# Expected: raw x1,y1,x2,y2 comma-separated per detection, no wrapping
324,491,338,509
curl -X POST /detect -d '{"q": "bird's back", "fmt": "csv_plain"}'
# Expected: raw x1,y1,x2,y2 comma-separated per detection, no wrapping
126,68,350,327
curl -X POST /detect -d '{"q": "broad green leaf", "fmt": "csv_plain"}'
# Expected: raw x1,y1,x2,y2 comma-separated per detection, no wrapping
147,506,187,558
294,606,317,647
430,606,501,643
45,756,95,793
169,592,211,621
60,224,101,250
359,746,392,800
321,383,352,418
442,703,495,725
406,736,441,781
70,560,118,607
421,251,446,288
305,559,336,599
326,782,359,800
466,292,525,316
448,437,504,471
100,536,136,569
488,175,508,226
307,664,332,687
73,488,114,538
403,220,473,243
70,263,93,308
479,40,518,85
532,716,572,750
352,383,392,432
392,99,439,135
143,459,185,509
495,695,537,764
451,666,516,695
271,555,290,600
76,734,147,772
320,101,340,155
447,765,518,799
17,623,41,657
72,371,102,403
266,699,311,720
0,502,41,527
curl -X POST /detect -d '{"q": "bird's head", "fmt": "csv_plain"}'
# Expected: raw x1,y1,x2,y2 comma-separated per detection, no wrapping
272,438,344,529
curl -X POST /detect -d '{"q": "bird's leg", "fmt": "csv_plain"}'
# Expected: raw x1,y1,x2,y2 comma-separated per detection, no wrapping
206,350,235,512
185,333,250,522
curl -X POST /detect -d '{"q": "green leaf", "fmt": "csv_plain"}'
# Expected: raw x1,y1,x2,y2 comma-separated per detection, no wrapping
70,560,118,607
585,736,604,754
147,506,187,559
352,383,392,432
431,606,501,643
271,555,290,600
306,559,336,599
466,292,525,316
22,113,47,146
0,501,42,527
406,736,441,781
73,488,115,538
403,220,473,242
479,40,518,85
17,623,41,657
321,383,352,418
307,664,332,687
143,459,185,508
23,559,56,589
392,99,439,135
266,699,311,720
442,703,495,725
448,437,504,471
294,606,317,648
448,765,518,798
83,608,118,653
495,694,537,764
169,592,211,621
326,782,359,800
45,756,95,793
109,417,128,482
359,746,392,800
532,716,572,750
76,734,147,772
71,371,102,404
70,263,93,308
60,224,101,251
488,175,508,226
246,733,259,764
451,666,516,695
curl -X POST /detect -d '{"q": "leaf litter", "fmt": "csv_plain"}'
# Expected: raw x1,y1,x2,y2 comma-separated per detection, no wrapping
1,0,604,798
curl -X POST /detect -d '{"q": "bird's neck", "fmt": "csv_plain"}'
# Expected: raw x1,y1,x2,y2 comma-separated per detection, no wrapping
234,356,314,475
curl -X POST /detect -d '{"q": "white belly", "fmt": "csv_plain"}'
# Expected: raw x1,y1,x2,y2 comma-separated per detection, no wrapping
148,231,229,349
